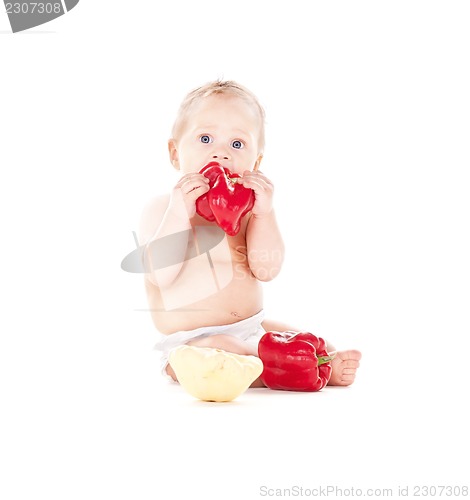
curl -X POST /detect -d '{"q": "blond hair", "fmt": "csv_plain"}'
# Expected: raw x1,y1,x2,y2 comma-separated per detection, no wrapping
171,80,266,152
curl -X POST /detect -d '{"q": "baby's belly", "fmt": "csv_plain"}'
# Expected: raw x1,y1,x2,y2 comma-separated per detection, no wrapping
146,259,263,334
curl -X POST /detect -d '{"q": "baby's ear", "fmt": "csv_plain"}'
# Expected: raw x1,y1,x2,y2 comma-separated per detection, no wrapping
253,154,263,171
168,139,180,170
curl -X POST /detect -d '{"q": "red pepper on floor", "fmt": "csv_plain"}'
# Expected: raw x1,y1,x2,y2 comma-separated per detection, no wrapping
258,331,334,391
196,162,255,236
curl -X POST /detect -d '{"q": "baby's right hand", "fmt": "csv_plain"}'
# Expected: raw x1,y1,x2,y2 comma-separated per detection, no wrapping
170,173,210,218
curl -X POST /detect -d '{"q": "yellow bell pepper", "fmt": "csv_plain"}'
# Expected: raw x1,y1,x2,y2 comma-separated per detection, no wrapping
168,345,263,402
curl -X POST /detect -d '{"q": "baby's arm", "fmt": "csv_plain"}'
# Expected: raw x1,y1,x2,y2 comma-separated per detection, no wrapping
139,173,209,288
241,171,285,281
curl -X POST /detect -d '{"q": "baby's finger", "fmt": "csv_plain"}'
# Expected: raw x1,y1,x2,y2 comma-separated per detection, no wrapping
181,180,210,196
176,177,209,194
241,171,273,188
240,176,273,193
175,173,209,189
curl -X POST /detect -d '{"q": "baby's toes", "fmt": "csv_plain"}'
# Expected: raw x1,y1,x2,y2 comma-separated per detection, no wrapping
342,358,361,370
339,372,356,385
339,349,362,363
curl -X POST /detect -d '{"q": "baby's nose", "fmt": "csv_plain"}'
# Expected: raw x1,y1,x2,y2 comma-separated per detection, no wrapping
212,153,230,161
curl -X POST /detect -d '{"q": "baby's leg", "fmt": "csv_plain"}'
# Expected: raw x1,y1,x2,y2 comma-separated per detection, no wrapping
166,334,265,387
262,319,361,387
166,323,361,388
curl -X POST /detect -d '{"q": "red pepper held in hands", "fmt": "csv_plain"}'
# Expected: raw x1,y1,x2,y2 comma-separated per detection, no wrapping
196,162,255,236
258,331,335,392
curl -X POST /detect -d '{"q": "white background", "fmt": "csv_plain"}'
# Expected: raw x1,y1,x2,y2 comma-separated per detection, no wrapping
1,1,469,499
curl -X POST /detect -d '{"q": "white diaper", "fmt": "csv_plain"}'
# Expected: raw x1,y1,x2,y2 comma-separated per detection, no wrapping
155,309,266,379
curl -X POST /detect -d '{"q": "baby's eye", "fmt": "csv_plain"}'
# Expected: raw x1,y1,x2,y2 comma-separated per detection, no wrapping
231,140,244,149
199,135,213,144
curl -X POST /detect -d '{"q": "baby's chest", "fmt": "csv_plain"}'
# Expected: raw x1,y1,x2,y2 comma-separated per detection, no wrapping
186,226,248,266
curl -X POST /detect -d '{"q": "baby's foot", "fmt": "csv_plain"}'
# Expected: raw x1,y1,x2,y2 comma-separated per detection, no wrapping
328,350,362,386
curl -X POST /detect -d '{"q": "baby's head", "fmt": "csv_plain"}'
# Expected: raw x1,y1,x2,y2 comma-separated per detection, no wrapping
169,80,266,175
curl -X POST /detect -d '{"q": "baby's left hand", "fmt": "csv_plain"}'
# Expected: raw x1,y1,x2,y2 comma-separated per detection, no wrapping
239,170,274,217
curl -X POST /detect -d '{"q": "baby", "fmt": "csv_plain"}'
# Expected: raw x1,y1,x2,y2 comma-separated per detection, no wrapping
139,80,361,387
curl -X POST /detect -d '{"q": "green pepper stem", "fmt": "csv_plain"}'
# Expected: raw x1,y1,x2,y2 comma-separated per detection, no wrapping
317,352,337,366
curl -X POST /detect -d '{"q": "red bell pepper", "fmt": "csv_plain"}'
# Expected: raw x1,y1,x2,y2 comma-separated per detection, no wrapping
196,162,255,236
258,331,334,392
